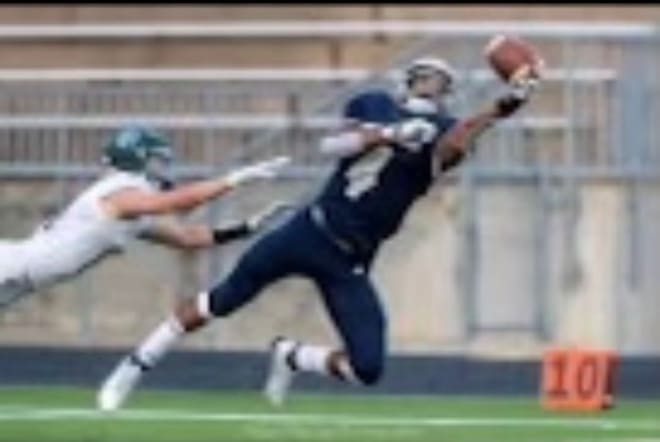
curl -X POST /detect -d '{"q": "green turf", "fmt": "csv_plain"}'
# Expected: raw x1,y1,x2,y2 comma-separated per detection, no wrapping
0,386,658,442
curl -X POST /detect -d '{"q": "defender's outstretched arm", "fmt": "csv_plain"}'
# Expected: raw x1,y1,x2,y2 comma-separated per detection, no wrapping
102,156,290,219
141,201,295,250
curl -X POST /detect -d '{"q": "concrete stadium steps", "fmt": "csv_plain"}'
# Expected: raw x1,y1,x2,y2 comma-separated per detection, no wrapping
0,38,396,69
0,33,631,70
0,6,377,24
0,11,647,71
0,6,657,24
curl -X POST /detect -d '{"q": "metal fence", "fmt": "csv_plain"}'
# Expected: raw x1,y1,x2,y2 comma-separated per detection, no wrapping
1,22,660,352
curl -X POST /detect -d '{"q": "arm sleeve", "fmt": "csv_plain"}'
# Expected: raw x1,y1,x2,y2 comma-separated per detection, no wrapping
212,222,251,244
318,91,399,159
319,131,366,157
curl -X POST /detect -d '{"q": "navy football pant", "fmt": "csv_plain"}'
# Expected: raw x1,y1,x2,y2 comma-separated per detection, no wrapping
208,209,386,385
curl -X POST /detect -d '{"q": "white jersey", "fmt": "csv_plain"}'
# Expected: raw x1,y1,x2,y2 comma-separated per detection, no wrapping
0,171,157,302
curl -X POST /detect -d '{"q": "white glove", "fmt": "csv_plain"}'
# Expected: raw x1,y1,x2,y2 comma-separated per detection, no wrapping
224,156,291,187
246,201,295,232
383,118,438,151
495,76,539,118
510,64,541,99
511,77,539,100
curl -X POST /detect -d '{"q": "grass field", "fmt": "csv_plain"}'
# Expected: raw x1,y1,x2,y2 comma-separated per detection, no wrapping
0,386,658,442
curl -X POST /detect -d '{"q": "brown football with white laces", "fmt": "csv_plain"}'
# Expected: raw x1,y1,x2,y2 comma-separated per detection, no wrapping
484,34,545,84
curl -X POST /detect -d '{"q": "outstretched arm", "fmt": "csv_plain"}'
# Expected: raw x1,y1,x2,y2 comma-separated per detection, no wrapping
101,156,290,219
140,218,248,250
141,201,294,250
141,218,216,250
436,79,538,171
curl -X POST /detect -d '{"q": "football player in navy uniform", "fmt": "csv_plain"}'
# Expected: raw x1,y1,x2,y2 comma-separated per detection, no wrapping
98,57,538,410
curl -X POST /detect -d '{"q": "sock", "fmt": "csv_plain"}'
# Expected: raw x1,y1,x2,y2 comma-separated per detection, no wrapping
291,343,332,375
133,315,185,368
196,291,213,320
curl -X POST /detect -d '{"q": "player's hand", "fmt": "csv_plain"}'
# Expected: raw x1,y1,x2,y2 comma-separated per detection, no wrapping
494,74,539,119
224,156,291,187
384,118,437,151
245,201,295,232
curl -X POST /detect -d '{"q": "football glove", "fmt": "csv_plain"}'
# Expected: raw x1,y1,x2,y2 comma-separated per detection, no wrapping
495,76,539,119
224,156,291,187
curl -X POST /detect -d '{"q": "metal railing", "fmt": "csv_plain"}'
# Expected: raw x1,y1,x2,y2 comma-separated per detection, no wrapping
0,67,617,178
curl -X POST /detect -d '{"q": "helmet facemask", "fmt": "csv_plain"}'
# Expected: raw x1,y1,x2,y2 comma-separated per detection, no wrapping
144,148,176,190
401,58,457,115
103,125,176,189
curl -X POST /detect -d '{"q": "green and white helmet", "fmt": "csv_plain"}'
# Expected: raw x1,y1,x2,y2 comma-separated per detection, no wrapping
103,125,175,188
103,124,173,172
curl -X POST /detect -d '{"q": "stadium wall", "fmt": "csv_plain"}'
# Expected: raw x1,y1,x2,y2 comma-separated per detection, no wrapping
0,5,658,69
1,5,659,24
0,346,659,399
2,181,659,356
1,4,659,357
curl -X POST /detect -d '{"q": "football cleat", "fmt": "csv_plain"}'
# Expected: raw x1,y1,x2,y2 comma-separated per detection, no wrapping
263,336,298,407
97,354,148,412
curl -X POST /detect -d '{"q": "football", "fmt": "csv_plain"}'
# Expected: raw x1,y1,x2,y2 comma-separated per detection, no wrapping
484,34,545,84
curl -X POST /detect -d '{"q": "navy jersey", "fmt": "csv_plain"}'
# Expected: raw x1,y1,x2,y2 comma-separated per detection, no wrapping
315,89,458,258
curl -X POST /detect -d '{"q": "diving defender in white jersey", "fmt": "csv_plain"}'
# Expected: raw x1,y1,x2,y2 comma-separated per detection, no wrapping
0,125,290,309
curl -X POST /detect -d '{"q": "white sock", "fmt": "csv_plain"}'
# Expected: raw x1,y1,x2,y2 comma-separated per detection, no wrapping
292,344,332,375
196,291,213,320
133,315,184,368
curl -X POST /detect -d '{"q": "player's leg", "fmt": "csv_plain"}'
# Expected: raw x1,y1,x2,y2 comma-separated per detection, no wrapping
264,267,386,405
317,273,387,385
97,220,297,411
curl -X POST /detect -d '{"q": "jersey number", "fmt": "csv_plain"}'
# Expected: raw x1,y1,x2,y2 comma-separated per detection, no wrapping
345,147,393,200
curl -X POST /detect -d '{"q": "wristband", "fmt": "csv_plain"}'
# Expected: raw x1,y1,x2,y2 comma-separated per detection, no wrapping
212,223,251,244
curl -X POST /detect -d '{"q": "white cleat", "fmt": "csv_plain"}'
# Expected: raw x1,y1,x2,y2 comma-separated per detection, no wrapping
97,355,146,412
263,336,298,407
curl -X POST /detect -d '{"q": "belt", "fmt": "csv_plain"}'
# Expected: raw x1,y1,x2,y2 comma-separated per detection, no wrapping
309,205,356,256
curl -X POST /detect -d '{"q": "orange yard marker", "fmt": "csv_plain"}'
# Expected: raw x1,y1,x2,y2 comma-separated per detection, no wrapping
541,347,618,412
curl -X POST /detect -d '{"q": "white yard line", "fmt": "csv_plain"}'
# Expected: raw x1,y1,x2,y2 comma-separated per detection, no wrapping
0,407,658,432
